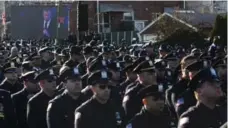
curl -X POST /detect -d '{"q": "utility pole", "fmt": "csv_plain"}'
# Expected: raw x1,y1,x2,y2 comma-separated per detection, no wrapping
97,0,100,33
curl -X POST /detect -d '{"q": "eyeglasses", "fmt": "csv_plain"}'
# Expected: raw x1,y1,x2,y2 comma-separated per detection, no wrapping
98,84,112,90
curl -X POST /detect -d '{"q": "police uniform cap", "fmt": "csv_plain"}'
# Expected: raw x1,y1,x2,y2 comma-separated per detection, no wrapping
102,47,111,53
154,59,167,69
21,71,36,81
88,59,108,72
53,48,62,55
199,52,211,60
3,62,17,73
123,64,135,73
38,47,51,54
58,49,68,57
142,42,153,48
60,67,81,81
83,46,93,55
133,60,155,74
70,46,81,55
159,44,169,52
164,52,178,61
22,61,33,71
138,85,164,99
87,70,112,86
26,52,40,61
35,68,56,81
138,50,148,57
186,60,210,71
107,62,121,71
123,55,133,63
191,48,201,57
188,68,220,90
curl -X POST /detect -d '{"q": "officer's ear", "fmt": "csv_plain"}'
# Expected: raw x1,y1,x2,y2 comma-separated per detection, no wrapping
142,98,147,105
90,85,96,93
39,80,45,87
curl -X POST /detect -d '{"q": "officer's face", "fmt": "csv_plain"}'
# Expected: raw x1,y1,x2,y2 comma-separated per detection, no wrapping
139,72,157,85
145,47,153,54
200,81,223,100
65,79,82,95
25,80,40,93
127,72,137,81
145,95,164,112
32,57,42,66
43,79,56,91
110,70,120,81
43,10,51,21
92,83,111,101
5,72,18,81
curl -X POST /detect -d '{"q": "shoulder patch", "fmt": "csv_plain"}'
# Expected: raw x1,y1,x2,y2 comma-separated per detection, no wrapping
178,117,189,127
176,97,184,107
126,123,132,128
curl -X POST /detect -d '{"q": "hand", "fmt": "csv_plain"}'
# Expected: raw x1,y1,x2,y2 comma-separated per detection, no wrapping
43,29,50,37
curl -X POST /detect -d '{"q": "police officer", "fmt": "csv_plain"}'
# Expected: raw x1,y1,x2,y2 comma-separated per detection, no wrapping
11,71,40,128
39,47,52,70
178,68,227,128
168,55,197,114
75,70,125,128
64,46,84,68
123,60,157,122
119,64,137,98
25,52,42,73
27,68,57,128
47,67,86,128
158,44,170,59
0,89,17,128
50,48,63,66
126,85,171,128
174,60,210,118
0,62,23,94
21,61,33,74
213,58,227,95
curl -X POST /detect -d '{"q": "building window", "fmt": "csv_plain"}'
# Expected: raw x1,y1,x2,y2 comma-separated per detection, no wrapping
123,12,133,21
134,21,145,32
103,12,110,28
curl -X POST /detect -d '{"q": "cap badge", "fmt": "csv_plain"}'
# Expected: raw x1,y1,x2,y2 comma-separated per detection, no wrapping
101,71,108,78
210,68,217,77
145,56,149,60
158,84,163,92
74,67,79,75
10,62,15,68
102,60,106,66
148,61,153,66
203,61,208,68
116,62,120,68
49,69,54,75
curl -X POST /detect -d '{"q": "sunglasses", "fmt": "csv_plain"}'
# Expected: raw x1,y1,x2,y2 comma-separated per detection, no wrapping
98,84,112,90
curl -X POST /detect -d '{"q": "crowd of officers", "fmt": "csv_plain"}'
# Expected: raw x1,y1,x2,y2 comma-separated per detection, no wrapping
0,36,227,128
